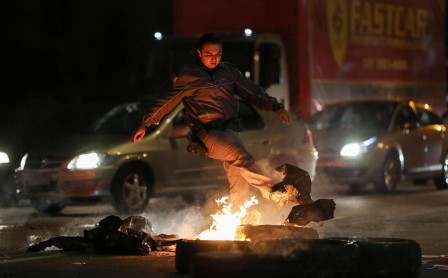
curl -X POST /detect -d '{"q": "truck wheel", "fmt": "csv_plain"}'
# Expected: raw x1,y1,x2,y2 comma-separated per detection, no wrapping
30,195,66,215
374,152,400,192
329,237,421,277
189,239,360,278
434,153,448,190
111,165,151,214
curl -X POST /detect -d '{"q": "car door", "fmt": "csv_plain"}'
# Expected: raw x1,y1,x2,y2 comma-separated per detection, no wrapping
159,107,226,190
415,104,446,171
391,103,426,174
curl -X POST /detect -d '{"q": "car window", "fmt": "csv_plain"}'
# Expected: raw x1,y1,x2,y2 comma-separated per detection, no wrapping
308,102,395,131
86,102,158,135
172,109,188,127
394,106,418,130
237,101,265,130
415,106,443,126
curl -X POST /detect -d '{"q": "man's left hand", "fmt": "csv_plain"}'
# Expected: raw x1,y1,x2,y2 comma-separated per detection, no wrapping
277,109,292,125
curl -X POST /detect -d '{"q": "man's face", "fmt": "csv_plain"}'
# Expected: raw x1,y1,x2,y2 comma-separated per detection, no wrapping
197,43,222,69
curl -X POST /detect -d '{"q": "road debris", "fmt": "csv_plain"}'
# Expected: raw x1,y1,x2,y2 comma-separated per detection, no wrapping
27,215,179,255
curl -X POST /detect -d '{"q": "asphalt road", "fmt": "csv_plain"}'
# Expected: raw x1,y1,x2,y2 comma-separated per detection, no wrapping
1,180,448,277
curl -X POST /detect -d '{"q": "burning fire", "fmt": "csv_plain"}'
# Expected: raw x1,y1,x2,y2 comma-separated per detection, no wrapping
195,196,259,240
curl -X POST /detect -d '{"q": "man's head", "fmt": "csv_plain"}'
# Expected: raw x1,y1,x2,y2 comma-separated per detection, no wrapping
197,33,222,69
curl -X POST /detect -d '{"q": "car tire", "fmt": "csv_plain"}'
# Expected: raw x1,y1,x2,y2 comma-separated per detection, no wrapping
30,195,66,215
110,165,151,214
374,152,400,193
189,239,360,278
434,153,448,190
329,237,422,277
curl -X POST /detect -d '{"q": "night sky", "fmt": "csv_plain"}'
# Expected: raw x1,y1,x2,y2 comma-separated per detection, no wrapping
2,0,172,154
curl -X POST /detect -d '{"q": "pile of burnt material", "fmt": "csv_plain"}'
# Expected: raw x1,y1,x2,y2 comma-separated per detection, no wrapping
271,164,336,226
27,215,179,255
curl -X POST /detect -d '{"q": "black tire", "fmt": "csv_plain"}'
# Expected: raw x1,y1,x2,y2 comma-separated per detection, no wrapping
434,153,448,190
175,239,250,274
110,165,152,214
190,239,360,278
30,195,66,215
374,152,400,193
236,224,319,241
329,236,422,277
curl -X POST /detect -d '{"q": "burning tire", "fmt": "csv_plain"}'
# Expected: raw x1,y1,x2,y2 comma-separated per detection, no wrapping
329,236,422,277
110,165,151,214
175,239,250,274
189,239,360,278
236,224,319,241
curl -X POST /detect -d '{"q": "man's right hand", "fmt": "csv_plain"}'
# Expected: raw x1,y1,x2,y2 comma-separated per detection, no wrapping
131,128,146,143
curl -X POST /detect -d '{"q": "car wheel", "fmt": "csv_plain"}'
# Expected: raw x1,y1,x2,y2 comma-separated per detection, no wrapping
374,152,400,192
30,195,66,215
434,153,448,190
111,165,152,214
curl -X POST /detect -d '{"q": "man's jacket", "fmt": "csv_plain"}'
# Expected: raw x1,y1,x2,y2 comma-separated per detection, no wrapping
139,62,284,129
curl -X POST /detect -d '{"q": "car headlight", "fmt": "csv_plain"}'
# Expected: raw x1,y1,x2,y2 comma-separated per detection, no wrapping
0,151,10,164
340,137,377,157
67,152,106,170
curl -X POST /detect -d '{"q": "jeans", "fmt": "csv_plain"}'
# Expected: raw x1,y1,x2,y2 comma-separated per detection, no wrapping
199,129,274,207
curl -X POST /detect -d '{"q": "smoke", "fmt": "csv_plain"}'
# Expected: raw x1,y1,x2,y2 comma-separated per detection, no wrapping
142,196,209,239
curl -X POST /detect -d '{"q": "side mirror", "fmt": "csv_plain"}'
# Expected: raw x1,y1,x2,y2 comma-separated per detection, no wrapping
169,125,190,138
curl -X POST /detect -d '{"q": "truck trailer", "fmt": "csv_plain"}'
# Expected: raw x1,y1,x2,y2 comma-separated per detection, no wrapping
170,0,446,118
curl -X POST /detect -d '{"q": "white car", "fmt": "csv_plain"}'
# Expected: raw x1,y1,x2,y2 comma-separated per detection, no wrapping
16,99,317,214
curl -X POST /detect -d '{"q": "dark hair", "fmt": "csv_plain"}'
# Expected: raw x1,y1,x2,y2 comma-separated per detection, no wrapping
197,33,222,50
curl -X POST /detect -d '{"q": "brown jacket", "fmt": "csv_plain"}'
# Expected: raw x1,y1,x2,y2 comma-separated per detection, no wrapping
140,62,284,128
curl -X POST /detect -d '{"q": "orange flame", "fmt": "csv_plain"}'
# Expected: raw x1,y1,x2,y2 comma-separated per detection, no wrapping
195,196,258,240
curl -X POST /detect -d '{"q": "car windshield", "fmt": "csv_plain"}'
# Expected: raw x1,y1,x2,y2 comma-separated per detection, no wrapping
308,102,397,131
84,102,159,135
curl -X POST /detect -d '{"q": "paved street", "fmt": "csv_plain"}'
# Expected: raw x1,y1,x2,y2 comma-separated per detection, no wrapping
1,180,448,277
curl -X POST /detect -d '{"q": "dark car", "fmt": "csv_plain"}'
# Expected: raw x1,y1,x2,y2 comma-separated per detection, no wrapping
15,98,317,215
307,99,448,193
0,137,19,206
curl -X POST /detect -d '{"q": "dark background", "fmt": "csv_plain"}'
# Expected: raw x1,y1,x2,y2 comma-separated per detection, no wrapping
2,0,173,150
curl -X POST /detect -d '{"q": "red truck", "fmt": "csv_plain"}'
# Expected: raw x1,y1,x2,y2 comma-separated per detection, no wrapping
170,0,446,118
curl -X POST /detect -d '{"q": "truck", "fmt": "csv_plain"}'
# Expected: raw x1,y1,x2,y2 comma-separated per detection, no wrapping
166,0,446,118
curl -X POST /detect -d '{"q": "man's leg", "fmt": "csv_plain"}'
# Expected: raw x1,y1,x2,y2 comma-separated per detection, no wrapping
204,130,274,204
223,162,250,208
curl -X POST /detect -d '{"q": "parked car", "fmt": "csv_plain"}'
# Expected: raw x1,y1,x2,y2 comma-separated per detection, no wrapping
0,137,20,206
15,98,318,214
307,99,448,193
